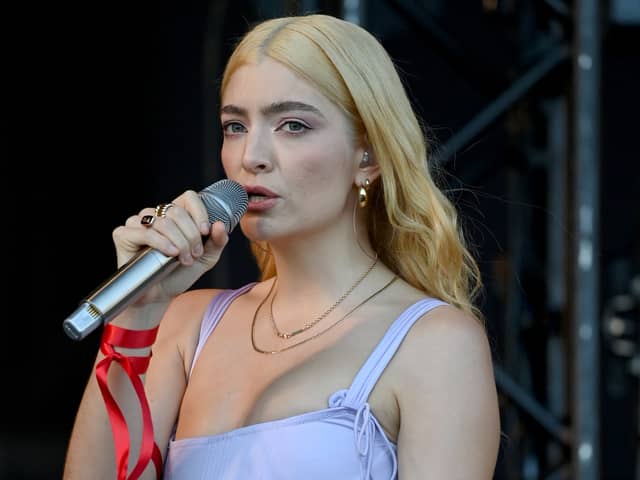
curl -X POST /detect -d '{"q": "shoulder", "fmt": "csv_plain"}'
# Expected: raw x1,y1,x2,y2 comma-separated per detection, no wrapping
155,288,227,352
391,302,500,477
162,283,258,337
374,278,495,390
380,278,491,361
151,287,234,379
162,288,226,329
373,277,491,356
168,287,228,314
403,302,489,358
393,302,494,387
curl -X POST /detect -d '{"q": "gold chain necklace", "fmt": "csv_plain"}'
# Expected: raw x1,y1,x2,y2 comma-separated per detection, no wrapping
251,275,398,355
269,257,379,339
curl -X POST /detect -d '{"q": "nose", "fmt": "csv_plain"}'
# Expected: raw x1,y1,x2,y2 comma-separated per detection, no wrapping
241,129,273,173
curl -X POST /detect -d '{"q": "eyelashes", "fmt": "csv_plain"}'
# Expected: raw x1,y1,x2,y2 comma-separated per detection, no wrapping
276,120,311,134
221,120,313,136
222,122,247,135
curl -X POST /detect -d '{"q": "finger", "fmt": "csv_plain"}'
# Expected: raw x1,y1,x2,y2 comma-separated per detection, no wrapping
175,190,211,235
112,223,180,259
145,214,198,265
156,205,206,261
123,211,189,258
135,207,157,219
200,221,229,264
209,221,229,249
125,210,155,229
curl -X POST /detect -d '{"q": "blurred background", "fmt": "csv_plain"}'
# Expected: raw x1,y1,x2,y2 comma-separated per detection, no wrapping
10,0,639,478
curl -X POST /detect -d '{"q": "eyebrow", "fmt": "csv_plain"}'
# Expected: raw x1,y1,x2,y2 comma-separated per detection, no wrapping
220,101,325,119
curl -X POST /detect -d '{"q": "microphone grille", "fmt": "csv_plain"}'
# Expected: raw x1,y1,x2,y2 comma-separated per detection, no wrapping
199,179,248,233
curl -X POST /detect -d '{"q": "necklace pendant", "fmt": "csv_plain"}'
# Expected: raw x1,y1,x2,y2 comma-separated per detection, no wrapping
277,329,303,339
264,256,381,349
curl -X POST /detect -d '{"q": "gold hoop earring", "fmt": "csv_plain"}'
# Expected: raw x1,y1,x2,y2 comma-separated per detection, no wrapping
352,196,377,260
358,178,370,208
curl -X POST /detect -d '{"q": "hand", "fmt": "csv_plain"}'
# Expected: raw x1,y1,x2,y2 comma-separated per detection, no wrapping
112,189,229,305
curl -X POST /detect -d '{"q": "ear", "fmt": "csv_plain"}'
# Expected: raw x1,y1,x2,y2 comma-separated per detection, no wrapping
354,147,381,186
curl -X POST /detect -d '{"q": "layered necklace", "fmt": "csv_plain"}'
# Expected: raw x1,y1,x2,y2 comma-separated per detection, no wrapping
251,266,398,355
269,256,378,339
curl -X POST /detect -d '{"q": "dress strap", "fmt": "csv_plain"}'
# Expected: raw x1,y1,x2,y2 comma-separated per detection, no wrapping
188,283,256,378
343,298,448,409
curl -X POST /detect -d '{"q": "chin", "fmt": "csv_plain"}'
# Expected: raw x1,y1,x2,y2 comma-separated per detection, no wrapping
239,212,326,244
239,218,276,243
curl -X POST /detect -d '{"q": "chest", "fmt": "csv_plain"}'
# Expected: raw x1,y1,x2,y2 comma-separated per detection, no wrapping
174,303,401,442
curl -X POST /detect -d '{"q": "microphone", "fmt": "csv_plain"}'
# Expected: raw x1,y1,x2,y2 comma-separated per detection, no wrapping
62,179,249,341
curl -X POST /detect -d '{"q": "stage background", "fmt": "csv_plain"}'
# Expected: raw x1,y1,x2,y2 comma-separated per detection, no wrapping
8,1,639,478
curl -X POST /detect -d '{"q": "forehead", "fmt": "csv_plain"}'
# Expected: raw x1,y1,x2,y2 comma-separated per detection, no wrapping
222,57,337,116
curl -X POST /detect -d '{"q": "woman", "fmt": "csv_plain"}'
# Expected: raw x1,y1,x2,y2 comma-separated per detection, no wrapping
64,13,500,479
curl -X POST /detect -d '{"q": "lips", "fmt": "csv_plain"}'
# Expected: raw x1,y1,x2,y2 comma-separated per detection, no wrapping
244,185,279,211
245,185,277,198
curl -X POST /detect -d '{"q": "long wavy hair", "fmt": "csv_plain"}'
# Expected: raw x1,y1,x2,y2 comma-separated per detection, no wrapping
220,14,483,319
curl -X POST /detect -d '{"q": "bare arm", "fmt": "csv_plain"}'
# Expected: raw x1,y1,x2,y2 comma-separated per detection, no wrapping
63,190,229,479
62,301,190,480
396,306,500,479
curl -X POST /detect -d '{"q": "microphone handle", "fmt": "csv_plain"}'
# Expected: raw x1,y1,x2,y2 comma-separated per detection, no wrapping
62,248,178,341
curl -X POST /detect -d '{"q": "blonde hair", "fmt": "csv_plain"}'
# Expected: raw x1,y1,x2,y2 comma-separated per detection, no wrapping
220,14,482,319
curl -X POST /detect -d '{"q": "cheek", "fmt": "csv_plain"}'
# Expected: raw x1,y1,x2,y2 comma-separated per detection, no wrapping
220,143,239,176
308,134,352,173
300,157,334,180
290,152,353,199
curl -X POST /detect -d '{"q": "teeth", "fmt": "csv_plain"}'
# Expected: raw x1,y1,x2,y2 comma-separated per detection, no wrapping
249,194,268,201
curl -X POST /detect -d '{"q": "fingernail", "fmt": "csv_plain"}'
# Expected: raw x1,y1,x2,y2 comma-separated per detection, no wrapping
200,222,210,234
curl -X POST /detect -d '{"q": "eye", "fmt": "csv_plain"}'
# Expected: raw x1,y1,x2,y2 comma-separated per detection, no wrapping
278,120,311,134
222,122,246,135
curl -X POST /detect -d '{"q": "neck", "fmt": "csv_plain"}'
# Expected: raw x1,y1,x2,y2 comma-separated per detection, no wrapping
266,214,376,299
249,206,391,350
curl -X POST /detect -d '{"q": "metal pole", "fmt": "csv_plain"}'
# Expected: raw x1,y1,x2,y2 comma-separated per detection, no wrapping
433,44,570,167
546,96,571,476
342,0,364,25
572,0,601,477
494,365,572,446
299,0,320,14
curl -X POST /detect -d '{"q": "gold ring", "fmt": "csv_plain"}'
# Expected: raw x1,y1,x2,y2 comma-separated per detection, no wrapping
154,203,175,218
140,215,156,227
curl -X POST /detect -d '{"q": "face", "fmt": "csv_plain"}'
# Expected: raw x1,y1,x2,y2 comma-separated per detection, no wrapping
220,57,361,243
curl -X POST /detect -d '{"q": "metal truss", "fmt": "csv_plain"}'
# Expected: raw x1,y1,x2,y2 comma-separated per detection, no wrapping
365,0,605,478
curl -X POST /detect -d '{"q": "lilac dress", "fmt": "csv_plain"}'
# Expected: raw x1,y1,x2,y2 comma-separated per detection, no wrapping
163,284,446,479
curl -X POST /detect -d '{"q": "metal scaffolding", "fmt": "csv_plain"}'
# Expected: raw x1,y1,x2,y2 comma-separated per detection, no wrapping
571,1,602,478
356,0,608,478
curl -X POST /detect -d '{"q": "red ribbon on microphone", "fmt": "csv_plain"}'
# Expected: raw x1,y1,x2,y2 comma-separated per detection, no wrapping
95,324,163,479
